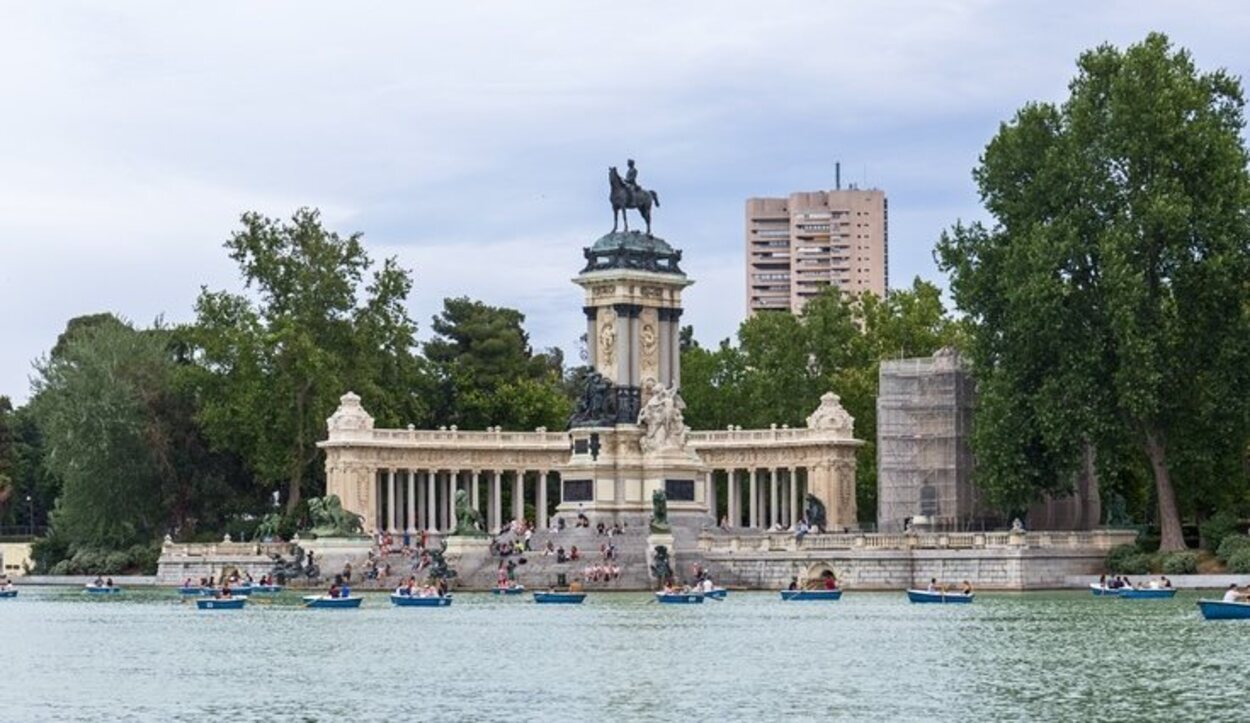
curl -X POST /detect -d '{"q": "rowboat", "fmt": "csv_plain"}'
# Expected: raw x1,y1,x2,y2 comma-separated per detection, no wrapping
780,589,842,601
656,592,704,604
1089,584,1122,597
84,585,123,595
250,584,283,594
1119,587,1177,599
0,587,17,599
302,595,363,609
704,588,728,600
493,585,526,595
533,591,586,604
197,597,247,610
907,589,974,604
391,594,453,607
1197,599,1250,620
177,586,205,596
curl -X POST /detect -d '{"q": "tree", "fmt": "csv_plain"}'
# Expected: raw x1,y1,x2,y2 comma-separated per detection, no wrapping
425,297,570,430
30,318,170,550
189,208,424,511
936,34,1250,550
680,280,960,521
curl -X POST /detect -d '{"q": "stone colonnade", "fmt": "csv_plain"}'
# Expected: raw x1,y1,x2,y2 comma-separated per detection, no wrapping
707,467,807,530
372,467,556,535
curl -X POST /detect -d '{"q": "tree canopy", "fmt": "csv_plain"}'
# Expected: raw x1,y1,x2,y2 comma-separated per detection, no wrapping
936,33,1250,550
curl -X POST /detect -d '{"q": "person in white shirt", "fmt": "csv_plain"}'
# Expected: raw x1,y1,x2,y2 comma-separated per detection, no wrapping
1223,584,1242,603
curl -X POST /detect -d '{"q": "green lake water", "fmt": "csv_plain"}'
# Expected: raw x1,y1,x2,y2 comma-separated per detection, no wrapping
3,587,1248,722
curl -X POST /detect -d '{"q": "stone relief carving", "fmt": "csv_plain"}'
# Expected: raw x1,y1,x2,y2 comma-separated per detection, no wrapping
805,392,854,439
638,380,689,454
598,307,618,373
639,311,659,383
326,391,375,432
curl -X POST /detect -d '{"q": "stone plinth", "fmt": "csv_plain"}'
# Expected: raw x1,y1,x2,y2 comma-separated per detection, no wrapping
558,425,710,525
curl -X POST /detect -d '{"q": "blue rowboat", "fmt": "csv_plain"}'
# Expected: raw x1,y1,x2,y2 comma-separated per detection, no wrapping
907,589,973,604
84,585,123,595
250,584,283,594
391,594,453,607
704,588,728,600
1198,599,1250,620
533,592,586,604
1119,587,1177,599
493,585,526,595
780,589,842,601
1090,584,1122,597
656,592,704,604
302,595,363,609
177,586,204,596
197,597,247,610
0,588,17,599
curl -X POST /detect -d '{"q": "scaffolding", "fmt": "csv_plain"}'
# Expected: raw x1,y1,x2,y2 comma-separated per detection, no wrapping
876,350,984,532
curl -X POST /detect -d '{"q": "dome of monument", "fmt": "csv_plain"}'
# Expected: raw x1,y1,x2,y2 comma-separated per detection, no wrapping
582,230,683,275
589,230,675,255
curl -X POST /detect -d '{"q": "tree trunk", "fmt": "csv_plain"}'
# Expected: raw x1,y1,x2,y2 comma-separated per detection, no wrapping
286,471,302,513
1143,428,1185,551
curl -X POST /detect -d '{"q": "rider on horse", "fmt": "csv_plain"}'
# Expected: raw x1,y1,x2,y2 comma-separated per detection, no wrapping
623,159,641,205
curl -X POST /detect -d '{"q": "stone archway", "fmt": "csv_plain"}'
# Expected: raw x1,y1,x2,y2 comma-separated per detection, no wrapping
803,562,839,583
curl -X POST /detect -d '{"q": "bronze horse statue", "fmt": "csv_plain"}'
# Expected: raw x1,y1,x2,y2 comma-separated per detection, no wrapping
609,166,659,235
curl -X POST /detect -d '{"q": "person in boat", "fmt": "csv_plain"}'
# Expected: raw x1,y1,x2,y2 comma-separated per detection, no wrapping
328,582,341,599
569,578,584,593
927,578,938,593
105,577,114,588
960,580,973,595
699,578,715,593
220,583,233,599
1222,584,1242,603
787,577,799,591
823,575,838,591
1160,576,1172,589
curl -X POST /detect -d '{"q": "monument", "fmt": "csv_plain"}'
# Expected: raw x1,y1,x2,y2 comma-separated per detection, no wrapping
561,161,710,530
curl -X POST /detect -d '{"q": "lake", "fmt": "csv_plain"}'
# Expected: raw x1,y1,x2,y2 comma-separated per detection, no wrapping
3,587,1248,721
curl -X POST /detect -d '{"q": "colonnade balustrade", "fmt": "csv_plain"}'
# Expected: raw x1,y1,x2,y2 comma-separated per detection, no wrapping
374,468,555,536
710,466,807,531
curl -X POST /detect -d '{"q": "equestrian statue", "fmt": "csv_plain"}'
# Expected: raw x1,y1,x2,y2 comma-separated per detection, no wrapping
609,159,660,235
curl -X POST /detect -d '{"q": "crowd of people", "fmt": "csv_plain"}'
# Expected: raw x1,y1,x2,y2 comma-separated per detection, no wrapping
395,575,449,598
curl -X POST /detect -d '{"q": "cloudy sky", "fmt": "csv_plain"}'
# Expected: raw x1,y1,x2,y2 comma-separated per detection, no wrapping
2,1,1247,403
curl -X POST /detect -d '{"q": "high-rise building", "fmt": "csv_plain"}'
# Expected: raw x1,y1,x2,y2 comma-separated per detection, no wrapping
745,186,888,314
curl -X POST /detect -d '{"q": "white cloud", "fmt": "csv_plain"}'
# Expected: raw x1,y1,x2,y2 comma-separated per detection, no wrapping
1,1,1248,402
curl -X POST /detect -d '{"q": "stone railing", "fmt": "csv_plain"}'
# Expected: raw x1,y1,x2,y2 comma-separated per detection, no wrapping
697,529,1138,554
687,426,859,448
160,540,292,559
333,427,570,449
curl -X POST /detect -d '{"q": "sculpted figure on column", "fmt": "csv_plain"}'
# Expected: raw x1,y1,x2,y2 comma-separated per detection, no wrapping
638,380,688,454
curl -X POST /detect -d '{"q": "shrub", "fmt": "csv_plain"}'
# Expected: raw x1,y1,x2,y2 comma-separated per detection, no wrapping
1119,554,1154,575
1161,551,1198,575
103,551,131,573
1217,535,1250,564
1200,511,1240,553
1105,544,1140,572
1227,549,1250,574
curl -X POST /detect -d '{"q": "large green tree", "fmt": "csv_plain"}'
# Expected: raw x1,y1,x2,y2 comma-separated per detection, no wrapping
681,279,959,521
936,34,1250,550
189,208,425,511
425,297,571,430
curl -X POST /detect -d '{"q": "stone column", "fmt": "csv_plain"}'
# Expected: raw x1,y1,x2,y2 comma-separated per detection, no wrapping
426,470,438,533
789,467,799,529
748,469,759,529
491,470,503,533
584,307,598,368
387,468,397,533
769,468,779,530
512,471,523,524
405,470,416,534
376,471,384,534
706,470,717,523
669,308,683,386
537,470,549,529
444,472,455,532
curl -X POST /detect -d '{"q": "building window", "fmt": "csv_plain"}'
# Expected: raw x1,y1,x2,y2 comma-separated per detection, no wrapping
665,479,696,501
920,484,938,516
563,480,593,502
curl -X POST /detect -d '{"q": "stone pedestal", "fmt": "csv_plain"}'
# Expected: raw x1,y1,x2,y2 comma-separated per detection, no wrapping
557,425,710,526
298,536,374,580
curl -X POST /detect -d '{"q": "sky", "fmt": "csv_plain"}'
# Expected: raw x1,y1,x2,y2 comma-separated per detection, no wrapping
2,1,1248,404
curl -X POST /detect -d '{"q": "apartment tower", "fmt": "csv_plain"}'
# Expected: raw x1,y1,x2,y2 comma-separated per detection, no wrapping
745,182,887,314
